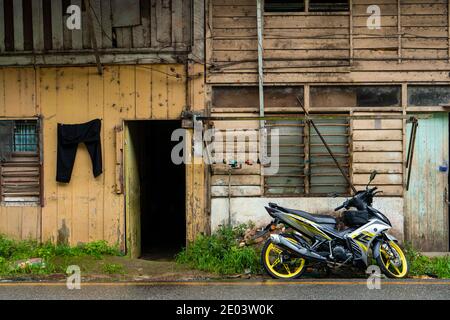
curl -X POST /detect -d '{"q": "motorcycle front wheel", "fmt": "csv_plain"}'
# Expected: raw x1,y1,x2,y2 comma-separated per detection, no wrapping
374,240,408,279
261,235,306,279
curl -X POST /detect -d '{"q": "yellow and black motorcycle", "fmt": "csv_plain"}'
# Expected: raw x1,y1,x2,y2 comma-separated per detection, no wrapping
259,171,408,279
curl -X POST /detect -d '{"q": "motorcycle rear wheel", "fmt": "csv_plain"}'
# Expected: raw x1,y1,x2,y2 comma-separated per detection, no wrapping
261,235,306,279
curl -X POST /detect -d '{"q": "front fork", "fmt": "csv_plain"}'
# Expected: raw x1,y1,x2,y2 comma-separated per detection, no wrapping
372,234,399,263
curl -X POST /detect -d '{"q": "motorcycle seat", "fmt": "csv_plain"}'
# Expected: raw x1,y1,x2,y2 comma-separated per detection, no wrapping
283,208,337,225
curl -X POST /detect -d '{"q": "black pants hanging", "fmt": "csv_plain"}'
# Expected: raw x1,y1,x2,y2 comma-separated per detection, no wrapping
57,119,103,183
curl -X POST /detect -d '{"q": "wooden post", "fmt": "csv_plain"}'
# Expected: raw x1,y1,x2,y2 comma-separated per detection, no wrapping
349,0,353,66
84,0,103,75
398,0,402,63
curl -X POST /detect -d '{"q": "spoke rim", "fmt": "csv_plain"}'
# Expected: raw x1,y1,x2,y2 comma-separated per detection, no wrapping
265,242,305,278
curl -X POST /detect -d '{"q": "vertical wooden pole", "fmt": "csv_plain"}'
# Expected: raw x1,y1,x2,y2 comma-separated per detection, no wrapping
84,0,103,75
448,0,450,62
0,0,4,52
398,0,402,63
349,0,353,66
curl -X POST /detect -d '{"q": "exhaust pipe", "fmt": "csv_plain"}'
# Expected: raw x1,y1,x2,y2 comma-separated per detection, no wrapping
270,234,327,262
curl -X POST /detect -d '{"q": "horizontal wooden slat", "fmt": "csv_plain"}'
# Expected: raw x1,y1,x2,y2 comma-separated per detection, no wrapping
211,174,260,186
212,163,261,175
353,129,402,141
353,173,403,185
1,153,40,201
353,151,402,163
353,141,402,152
211,185,261,197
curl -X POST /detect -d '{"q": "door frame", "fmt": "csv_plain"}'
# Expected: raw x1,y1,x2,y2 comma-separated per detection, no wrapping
123,120,207,257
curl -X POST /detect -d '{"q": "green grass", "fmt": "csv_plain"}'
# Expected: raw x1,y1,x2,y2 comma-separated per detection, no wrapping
103,263,125,275
176,224,262,275
405,245,450,279
0,234,122,276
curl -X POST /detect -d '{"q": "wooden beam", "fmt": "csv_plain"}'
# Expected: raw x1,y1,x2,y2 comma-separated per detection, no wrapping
71,0,83,50
100,0,112,48
397,0,402,63
13,0,24,51
349,0,353,65
51,0,63,50
448,0,450,62
0,0,4,52
84,0,103,75
32,0,45,51
191,0,205,61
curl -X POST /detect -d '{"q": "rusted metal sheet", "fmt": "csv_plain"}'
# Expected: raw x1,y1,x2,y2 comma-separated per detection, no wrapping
405,113,449,251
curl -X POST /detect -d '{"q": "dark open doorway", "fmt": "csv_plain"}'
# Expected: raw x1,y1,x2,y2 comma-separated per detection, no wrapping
126,121,186,260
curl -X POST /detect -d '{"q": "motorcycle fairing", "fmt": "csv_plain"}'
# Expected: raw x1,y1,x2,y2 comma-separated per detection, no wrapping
347,219,391,266
274,211,333,241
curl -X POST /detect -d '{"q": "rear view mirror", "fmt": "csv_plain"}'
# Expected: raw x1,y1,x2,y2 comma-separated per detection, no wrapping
369,170,378,183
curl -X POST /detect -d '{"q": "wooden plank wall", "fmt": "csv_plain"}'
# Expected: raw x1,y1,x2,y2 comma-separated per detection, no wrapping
0,68,40,240
208,0,450,83
0,0,191,53
0,65,187,244
352,112,403,196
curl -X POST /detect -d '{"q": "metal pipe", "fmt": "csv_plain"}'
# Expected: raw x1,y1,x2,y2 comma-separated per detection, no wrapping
270,234,327,262
256,0,265,126
406,118,418,191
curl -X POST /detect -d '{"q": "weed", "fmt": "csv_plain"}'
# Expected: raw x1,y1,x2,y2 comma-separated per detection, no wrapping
176,224,262,275
103,263,125,274
0,234,122,276
405,244,450,279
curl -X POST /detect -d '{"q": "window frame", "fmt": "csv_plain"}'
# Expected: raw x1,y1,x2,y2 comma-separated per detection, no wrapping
0,118,42,206
264,114,351,197
264,0,350,14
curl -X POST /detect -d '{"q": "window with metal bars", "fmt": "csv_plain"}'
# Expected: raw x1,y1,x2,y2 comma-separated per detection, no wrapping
0,120,40,203
264,0,349,12
264,0,305,12
264,116,350,196
13,121,39,152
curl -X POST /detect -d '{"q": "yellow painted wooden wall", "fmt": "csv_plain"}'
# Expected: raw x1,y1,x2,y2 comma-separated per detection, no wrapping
0,65,187,247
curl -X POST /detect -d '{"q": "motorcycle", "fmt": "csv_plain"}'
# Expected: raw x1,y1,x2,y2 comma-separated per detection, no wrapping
259,171,408,279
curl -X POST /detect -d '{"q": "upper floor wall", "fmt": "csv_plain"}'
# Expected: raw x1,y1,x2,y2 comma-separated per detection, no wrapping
0,0,204,66
207,0,450,84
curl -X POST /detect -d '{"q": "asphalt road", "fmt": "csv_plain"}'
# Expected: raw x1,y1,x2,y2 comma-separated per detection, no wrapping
0,279,449,300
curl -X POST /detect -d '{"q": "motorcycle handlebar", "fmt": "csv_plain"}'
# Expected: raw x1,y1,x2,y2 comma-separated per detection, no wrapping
334,203,346,211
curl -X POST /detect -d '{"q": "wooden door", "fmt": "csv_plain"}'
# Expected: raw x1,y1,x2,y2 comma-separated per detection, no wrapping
124,123,141,258
405,113,449,251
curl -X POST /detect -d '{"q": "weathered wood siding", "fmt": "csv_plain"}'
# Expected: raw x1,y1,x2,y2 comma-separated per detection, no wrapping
207,0,450,83
0,65,187,244
352,112,404,196
0,0,191,52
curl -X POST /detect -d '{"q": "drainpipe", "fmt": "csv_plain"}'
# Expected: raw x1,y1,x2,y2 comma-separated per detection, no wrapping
256,0,267,165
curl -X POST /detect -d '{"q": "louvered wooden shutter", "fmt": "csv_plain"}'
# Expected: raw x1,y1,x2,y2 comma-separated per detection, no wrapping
309,118,350,195
1,151,40,202
264,120,306,195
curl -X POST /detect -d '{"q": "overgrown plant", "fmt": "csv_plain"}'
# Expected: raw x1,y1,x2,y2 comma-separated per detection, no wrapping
176,224,262,275
0,235,122,276
404,244,450,279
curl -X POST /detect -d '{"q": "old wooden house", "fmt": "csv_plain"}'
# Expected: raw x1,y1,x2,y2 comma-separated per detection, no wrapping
0,0,207,258
0,0,449,257
205,0,450,252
